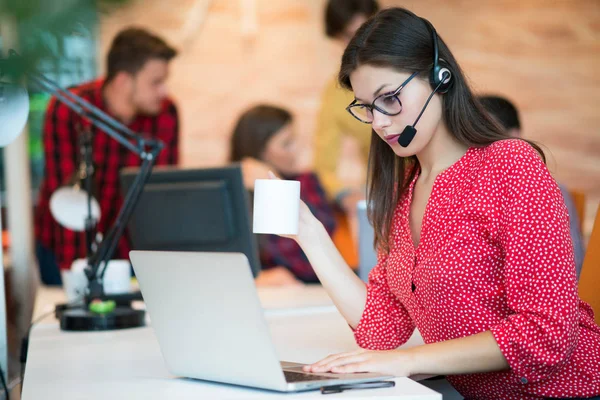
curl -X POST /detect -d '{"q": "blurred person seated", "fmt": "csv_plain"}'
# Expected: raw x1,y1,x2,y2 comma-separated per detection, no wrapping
35,27,180,285
230,105,336,286
479,95,585,278
313,0,380,228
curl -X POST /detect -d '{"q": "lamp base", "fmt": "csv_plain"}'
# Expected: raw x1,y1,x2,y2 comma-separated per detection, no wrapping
59,306,145,331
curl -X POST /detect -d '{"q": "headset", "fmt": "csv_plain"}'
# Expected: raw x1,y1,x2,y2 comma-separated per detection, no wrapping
426,19,452,94
397,18,453,147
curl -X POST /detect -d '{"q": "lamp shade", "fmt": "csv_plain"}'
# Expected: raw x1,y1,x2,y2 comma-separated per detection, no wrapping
50,187,101,232
0,81,29,147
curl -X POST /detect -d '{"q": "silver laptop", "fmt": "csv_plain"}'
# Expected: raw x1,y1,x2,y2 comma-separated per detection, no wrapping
129,250,392,392
357,200,378,282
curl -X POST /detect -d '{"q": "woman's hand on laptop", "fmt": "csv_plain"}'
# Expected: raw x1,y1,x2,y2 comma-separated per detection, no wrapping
303,348,414,377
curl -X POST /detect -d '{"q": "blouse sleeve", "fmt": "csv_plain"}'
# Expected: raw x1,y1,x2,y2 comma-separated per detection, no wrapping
489,140,579,384
354,250,416,350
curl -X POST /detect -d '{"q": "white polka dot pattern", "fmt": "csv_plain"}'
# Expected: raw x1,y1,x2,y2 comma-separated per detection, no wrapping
353,139,600,399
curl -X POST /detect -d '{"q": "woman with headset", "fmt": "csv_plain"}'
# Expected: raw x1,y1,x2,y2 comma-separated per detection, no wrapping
276,7,600,400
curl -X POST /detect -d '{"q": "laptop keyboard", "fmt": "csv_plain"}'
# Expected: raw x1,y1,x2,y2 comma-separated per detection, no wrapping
283,370,338,383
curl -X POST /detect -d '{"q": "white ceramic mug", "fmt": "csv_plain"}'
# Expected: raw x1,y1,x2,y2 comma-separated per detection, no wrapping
252,179,300,235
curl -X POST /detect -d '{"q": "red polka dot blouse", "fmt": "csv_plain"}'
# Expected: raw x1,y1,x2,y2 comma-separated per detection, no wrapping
354,139,600,399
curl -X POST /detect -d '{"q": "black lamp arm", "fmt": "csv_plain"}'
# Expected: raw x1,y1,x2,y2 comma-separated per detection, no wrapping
86,144,163,299
28,71,152,154
4,50,165,300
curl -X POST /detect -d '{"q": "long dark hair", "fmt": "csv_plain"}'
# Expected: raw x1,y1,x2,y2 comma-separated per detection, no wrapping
229,105,292,162
339,8,544,252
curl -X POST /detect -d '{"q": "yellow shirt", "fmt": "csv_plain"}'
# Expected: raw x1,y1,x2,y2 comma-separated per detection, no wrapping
313,77,372,200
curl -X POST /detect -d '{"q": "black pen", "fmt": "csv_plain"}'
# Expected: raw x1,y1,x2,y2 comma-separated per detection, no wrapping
321,380,395,394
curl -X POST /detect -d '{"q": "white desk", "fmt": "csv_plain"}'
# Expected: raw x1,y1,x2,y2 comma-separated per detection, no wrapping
22,285,441,400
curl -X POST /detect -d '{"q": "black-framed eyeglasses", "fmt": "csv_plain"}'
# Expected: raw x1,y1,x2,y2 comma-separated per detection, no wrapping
346,71,419,124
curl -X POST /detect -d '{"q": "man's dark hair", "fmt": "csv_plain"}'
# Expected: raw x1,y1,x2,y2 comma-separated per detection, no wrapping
325,0,379,38
106,27,177,82
478,95,521,131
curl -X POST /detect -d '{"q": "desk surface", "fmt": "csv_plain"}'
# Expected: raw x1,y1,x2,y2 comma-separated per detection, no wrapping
30,285,338,320
23,285,441,400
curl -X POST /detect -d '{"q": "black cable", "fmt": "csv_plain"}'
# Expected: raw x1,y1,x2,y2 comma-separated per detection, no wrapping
412,74,448,128
0,362,9,400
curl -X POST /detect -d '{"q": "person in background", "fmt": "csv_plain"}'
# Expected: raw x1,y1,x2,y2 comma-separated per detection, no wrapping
231,105,336,286
35,27,180,285
313,0,380,227
479,95,586,278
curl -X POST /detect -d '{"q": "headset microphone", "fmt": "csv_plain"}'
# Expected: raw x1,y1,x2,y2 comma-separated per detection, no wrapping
398,18,452,148
397,74,449,148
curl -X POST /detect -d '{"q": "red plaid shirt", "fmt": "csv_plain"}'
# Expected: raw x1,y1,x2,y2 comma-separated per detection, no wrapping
258,172,336,283
35,79,179,271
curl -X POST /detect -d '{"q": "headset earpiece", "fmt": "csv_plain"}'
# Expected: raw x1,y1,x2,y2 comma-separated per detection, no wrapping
431,63,452,94
424,19,453,94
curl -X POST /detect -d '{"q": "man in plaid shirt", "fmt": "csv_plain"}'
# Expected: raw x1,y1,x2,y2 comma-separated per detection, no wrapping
35,28,179,285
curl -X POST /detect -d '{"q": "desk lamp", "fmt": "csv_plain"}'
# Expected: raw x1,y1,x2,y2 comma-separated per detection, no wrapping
1,50,162,331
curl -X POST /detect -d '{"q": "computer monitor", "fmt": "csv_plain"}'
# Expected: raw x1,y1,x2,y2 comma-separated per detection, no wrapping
119,165,260,277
